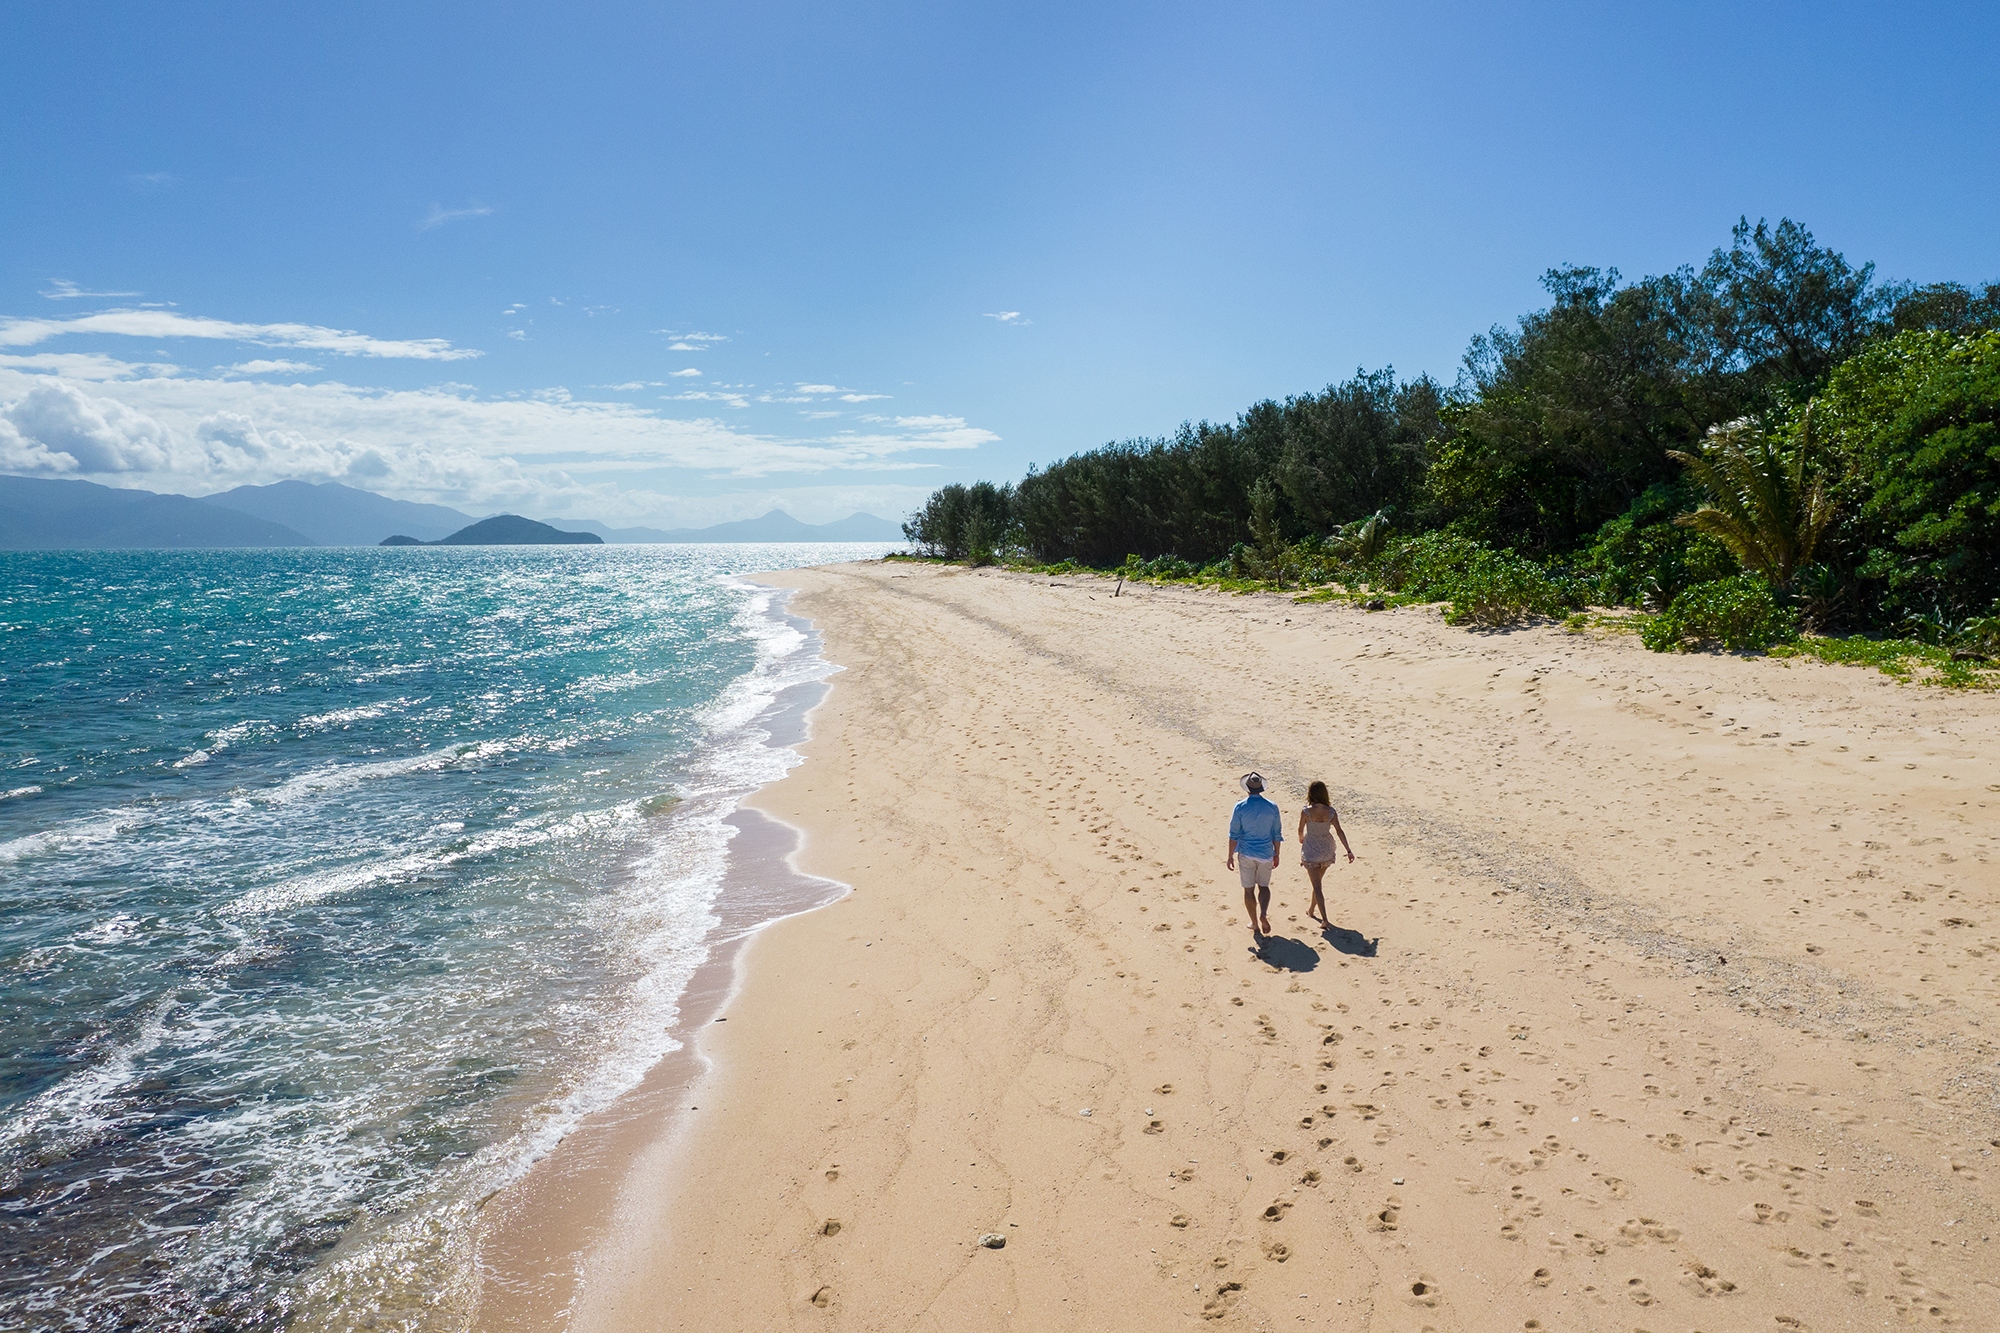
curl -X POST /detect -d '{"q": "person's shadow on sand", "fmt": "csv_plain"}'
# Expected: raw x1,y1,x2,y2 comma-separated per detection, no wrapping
1320,924,1378,957
1254,935,1320,972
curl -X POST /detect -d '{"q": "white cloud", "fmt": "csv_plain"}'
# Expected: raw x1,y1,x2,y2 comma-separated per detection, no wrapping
226,360,320,376
421,202,495,229
0,352,178,381
657,331,727,345
0,310,480,360
983,311,1031,325
507,330,527,340
1,379,179,473
0,369,994,517
41,280,143,301
760,382,892,406
668,368,702,377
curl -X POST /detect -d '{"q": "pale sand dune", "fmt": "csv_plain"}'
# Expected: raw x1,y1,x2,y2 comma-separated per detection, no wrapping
517,559,2000,1331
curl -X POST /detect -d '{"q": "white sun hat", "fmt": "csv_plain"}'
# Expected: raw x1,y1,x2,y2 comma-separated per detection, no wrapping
1240,771,1265,793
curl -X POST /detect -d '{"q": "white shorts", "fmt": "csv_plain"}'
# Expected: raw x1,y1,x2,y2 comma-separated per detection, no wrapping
1238,856,1273,888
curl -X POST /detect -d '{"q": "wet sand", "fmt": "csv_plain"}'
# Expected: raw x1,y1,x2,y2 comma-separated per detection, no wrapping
487,559,2000,1331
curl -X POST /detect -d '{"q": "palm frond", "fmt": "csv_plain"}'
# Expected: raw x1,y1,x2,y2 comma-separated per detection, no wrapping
1669,408,1836,589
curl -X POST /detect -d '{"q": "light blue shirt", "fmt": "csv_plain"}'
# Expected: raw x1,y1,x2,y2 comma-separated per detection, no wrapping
1228,793,1284,861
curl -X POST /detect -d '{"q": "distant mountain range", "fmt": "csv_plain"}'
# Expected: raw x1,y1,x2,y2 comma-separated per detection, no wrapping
0,475,311,548
210,480,477,544
0,476,908,549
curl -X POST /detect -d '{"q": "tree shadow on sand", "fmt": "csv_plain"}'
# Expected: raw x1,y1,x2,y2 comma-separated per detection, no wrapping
1320,924,1378,957
1253,935,1321,972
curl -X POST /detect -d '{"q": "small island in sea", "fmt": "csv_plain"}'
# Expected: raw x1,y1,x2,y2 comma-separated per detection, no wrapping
380,515,603,546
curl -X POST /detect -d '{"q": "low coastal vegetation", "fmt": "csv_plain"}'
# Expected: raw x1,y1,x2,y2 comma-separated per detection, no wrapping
902,219,2000,686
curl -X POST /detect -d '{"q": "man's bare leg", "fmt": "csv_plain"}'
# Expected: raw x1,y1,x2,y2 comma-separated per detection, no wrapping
1257,884,1273,936
1242,884,1263,939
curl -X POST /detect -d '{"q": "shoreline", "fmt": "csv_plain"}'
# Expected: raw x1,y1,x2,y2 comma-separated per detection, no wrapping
466,592,848,1329
494,559,1999,1331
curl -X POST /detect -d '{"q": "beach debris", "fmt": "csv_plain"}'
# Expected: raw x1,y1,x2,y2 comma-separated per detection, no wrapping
978,1233,1007,1249
810,1285,832,1307
1079,1107,1092,1116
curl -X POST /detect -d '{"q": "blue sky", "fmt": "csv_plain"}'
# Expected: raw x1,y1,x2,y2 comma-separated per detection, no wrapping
3,1,1996,526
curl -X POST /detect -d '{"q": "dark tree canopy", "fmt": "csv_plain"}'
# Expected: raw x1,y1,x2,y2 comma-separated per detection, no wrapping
906,217,2000,631
1010,372,1441,567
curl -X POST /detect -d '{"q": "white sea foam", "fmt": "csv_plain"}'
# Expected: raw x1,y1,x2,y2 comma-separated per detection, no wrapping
254,739,511,807
295,698,420,732
174,718,272,767
224,801,649,916
0,808,148,864
1,785,42,801
221,849,461,916
0,997,179,1162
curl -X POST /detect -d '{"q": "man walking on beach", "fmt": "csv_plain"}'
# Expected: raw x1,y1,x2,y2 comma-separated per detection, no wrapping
1226,772,1283,943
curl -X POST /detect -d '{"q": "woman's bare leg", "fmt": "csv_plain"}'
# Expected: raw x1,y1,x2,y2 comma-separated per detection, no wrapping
1305,863,1328,924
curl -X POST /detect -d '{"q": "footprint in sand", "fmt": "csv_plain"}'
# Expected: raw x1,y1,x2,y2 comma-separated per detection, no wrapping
1268,1149,1290,1164
1262,1199,1292,1221
819,1218,843,1236
1264,1240,1291,1262
809,1286,832,1307
1373,1204,1401,1232
1682,1260,1735,1295
1199,1281,1243,1320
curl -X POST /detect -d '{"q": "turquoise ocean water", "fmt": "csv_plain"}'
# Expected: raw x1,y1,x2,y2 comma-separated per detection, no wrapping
0,545,881,1330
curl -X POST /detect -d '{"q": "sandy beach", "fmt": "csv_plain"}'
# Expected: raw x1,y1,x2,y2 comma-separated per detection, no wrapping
484,558,2000,1332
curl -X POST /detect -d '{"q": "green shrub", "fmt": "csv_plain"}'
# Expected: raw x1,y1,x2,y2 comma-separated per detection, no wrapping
1641,575,1799,652
1133,554,1200,580
1375,531,1581,626
1582,482,1738,608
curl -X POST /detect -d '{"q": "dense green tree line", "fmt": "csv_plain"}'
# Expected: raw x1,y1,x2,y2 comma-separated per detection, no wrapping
905,217,1999,641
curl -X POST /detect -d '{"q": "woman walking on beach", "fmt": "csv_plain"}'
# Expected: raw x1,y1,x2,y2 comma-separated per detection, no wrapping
1298,781,1354,927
